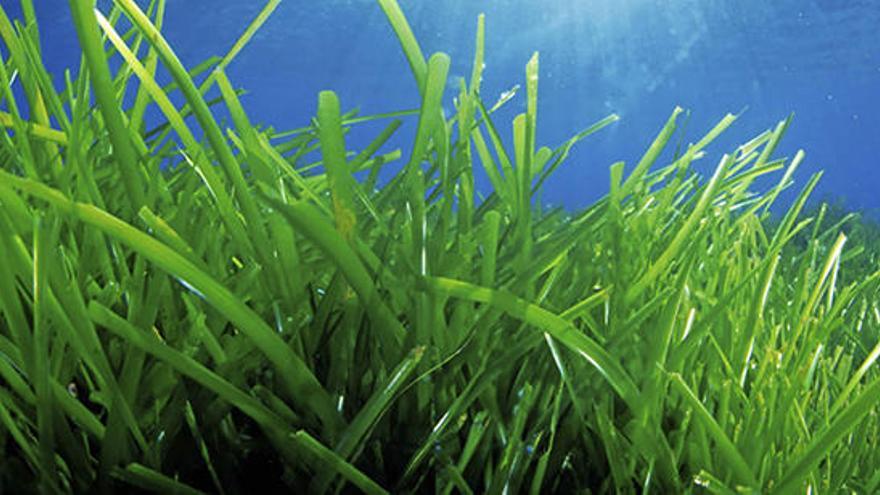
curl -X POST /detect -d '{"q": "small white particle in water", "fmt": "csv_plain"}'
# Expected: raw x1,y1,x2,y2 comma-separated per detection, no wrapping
826,94,834,101
498,85,520,102
694,474,710,488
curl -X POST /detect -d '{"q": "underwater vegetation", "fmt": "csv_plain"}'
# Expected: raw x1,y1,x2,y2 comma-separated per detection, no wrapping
1,0,880,493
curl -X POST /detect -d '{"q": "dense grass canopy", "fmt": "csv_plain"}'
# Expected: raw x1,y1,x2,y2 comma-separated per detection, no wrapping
1,0,880,493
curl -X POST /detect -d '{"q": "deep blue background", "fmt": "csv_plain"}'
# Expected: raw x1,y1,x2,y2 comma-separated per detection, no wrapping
5,0,879,213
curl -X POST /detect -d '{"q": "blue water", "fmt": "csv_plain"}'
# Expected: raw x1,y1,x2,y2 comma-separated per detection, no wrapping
6,0,879,213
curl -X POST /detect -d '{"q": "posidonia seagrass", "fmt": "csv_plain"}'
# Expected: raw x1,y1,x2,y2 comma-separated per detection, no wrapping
1,0,879,493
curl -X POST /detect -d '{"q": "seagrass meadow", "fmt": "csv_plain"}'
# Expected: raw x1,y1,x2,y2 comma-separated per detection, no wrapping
1,0,880,493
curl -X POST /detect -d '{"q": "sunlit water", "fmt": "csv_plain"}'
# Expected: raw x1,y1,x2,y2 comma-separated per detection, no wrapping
5,0,879,213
